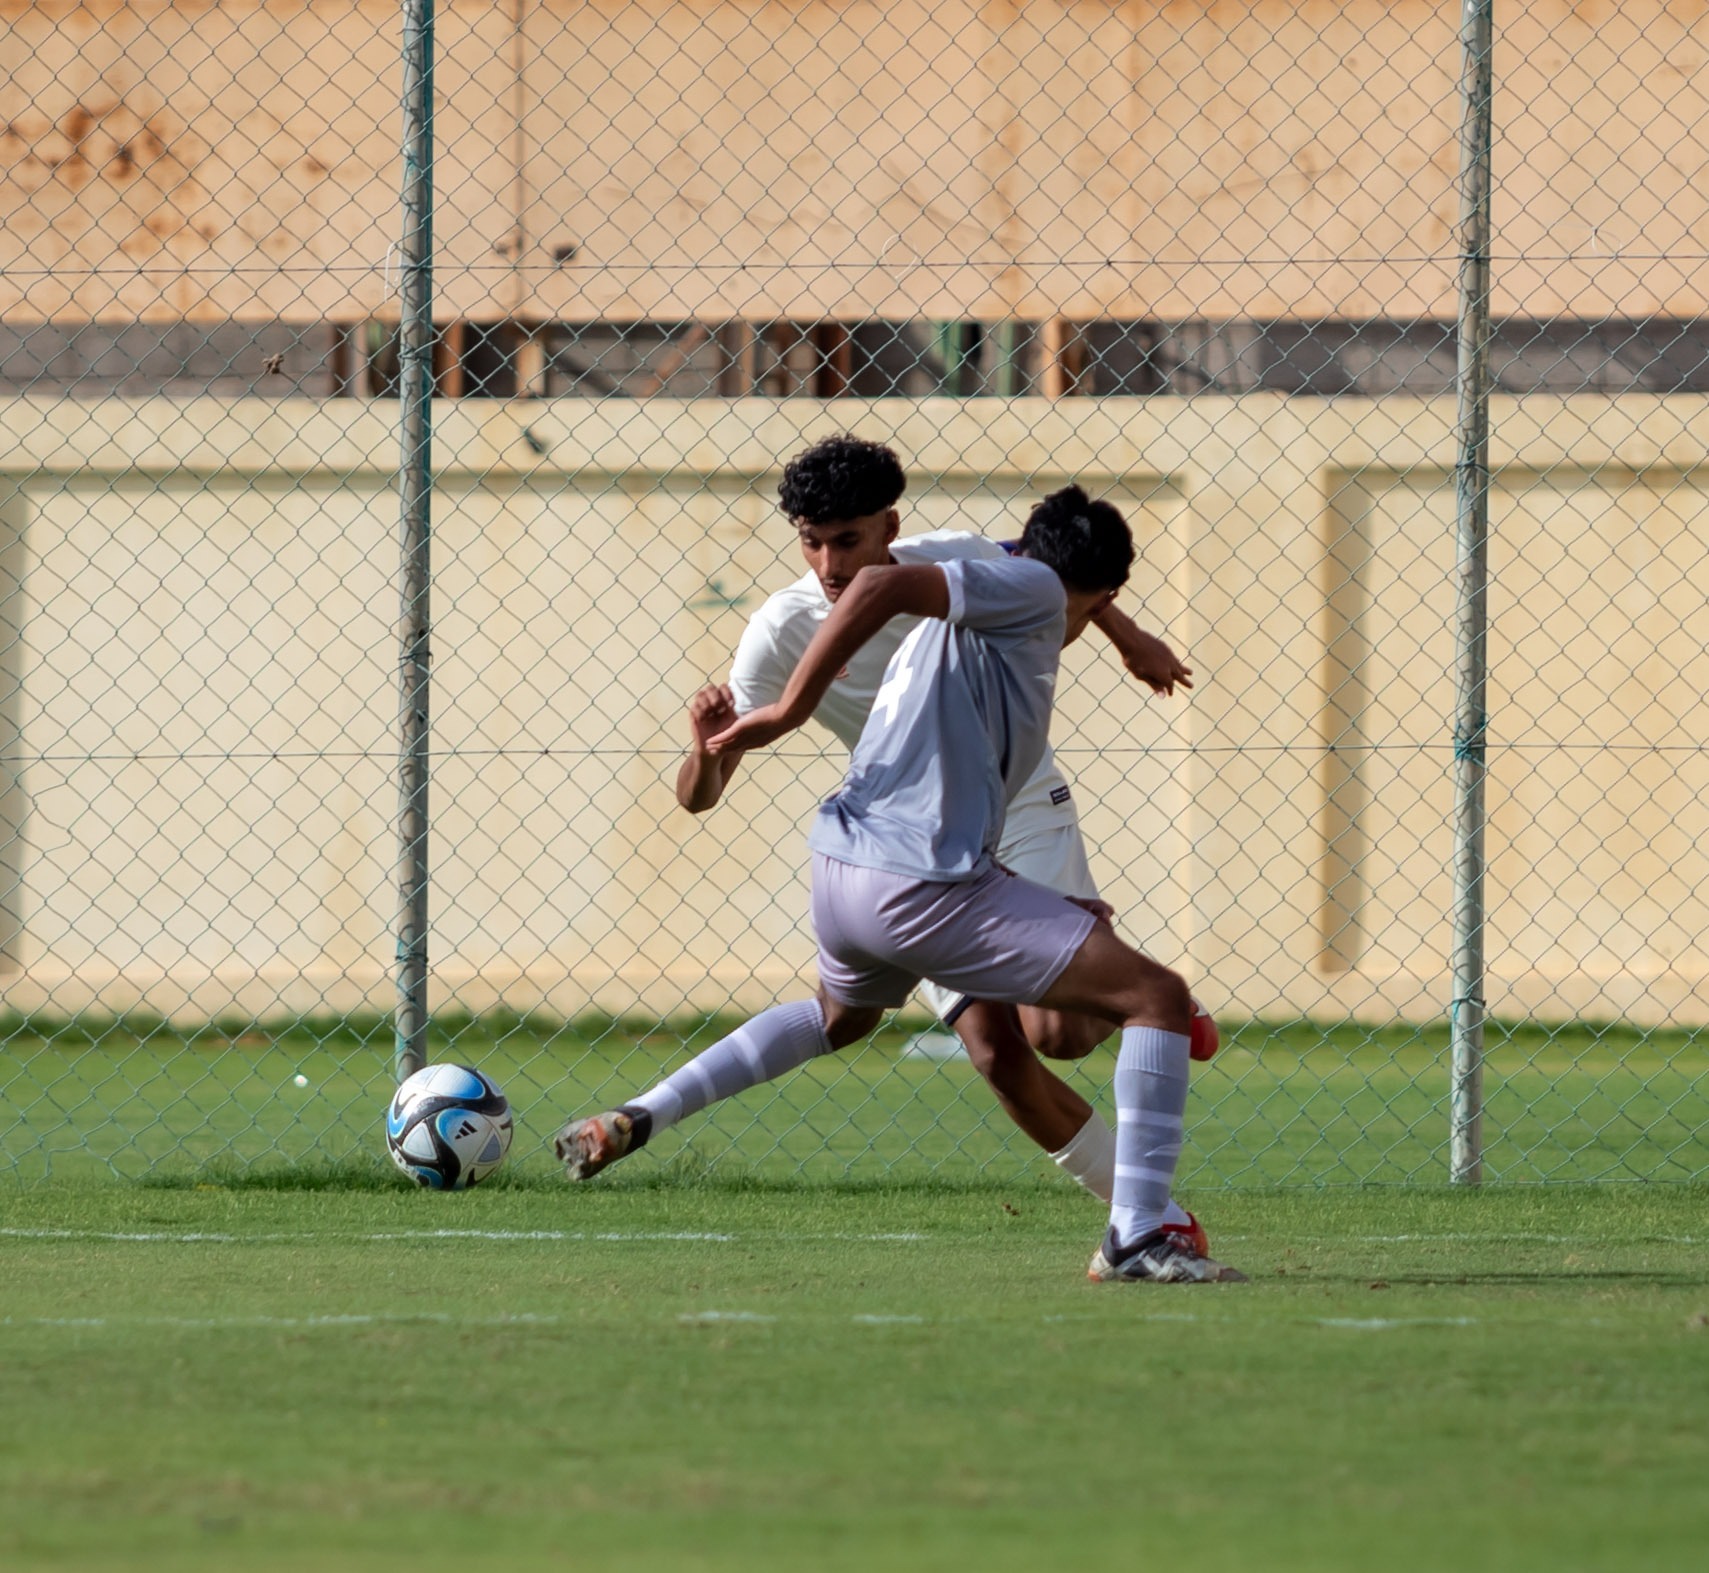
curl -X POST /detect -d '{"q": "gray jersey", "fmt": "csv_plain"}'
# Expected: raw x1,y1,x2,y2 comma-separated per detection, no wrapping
807,555,1066,882
726,531,1079,837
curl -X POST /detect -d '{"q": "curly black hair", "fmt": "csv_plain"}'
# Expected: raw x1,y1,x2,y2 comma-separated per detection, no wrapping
1018,485,1134,592
777,435,907,524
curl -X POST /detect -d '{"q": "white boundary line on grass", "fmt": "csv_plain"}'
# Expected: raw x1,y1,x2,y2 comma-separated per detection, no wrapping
1318,1316,1482,1330
0,1311,568,1331
1351,1232,1702,1244
8,1226,1700,1250
1,1310,937,1332
1220,1233,1703,1247
0,1226,929,1246
0,1309,1505,1334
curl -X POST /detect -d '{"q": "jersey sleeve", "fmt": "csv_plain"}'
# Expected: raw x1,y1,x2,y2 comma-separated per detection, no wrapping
940,556,1065,637
727,607,794,714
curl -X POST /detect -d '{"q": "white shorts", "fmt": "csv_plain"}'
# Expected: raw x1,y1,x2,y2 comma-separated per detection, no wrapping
915,822,1098,1022
812,854,1096,1012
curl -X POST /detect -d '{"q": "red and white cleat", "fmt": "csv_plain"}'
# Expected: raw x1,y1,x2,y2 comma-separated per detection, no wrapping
1188,998,1220,1063
1162,1211,1210,1259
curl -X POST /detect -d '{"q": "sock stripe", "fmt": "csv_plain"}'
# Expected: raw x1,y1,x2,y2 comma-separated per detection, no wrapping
1109,1025,1192,1249
630,1000,831,1139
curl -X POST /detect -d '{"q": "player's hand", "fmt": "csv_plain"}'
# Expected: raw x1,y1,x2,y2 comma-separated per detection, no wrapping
706,701,800,755
1121,630,1193,696
687,684,739,754
1067,895,1116,926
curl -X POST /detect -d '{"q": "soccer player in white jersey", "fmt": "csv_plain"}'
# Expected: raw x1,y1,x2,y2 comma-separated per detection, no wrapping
624,484,1241,1283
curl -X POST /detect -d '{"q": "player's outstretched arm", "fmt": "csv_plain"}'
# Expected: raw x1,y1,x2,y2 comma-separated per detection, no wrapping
675,684,747,813
1090,601,1193,695
707,563,950,755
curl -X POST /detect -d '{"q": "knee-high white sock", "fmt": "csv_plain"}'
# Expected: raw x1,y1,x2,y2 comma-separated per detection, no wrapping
1109,1025,1191,1247
631,999,831,1136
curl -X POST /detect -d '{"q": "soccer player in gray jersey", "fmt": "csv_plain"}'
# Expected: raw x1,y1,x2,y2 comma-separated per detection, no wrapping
556,437,1208,1251
563,484,1243,1284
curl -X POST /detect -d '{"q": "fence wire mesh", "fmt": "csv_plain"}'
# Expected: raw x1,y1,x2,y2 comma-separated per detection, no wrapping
1,0,1705,1186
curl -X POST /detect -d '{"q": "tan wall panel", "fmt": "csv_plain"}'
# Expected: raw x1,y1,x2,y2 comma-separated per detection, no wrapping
1,393,1707,1025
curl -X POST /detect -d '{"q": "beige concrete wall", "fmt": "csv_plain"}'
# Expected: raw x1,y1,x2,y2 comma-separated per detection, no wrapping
2,392,1706,1026
6,0,1708,323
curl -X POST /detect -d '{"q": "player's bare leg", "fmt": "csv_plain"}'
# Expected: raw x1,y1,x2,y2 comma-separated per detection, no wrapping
1021,997,1218,1064
1018,1003,1110,1062
1036,923,1245,1283
953,1001,1090,1152
953,1000,1208,1248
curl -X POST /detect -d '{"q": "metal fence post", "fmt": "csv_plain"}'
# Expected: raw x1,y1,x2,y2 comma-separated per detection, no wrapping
395,0,436,1084
1451,0,1495,1184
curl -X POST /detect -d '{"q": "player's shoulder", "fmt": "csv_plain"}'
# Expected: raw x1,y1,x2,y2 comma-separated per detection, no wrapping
891,529,1007,565
746,569,825,631
729,571,823,681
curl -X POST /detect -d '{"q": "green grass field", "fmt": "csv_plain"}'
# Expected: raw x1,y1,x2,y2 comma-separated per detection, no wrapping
4,1015,1707,1569
3,1177,1707,1572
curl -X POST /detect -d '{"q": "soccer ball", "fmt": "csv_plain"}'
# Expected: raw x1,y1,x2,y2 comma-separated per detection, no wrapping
385,1063,513,1189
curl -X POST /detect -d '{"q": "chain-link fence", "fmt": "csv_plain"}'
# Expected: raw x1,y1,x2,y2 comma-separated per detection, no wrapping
2,0,1705,1187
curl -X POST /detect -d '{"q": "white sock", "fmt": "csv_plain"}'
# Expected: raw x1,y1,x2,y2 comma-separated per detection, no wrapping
1050,1111,1194,1224
632,999,831,1136
1050,1110,1115,1201
1109,1025,1191,1248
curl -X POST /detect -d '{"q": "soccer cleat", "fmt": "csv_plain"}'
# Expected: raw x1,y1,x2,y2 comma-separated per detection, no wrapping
1087,1226,1248,1284
553,1109,640,1180
1162,1211,1210,1259
1188,997,1220,1062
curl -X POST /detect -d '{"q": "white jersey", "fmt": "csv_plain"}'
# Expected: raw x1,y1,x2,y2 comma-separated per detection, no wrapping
727,531,1079,838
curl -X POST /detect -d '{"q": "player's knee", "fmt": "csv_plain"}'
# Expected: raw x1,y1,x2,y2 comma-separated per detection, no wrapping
958,1027,1029,1092
959,1034,998,1080
1128,965,1192,1031
820,999,883,1050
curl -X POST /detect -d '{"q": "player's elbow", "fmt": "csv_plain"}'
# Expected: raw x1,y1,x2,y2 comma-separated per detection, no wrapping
675,774,718,814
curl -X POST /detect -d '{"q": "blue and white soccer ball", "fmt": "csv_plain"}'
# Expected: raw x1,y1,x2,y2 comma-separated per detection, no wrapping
385,1064,513,1189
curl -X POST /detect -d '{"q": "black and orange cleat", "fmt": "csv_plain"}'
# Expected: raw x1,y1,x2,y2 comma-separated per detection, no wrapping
1088,1227,1247,1284
552,1107,650,1181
